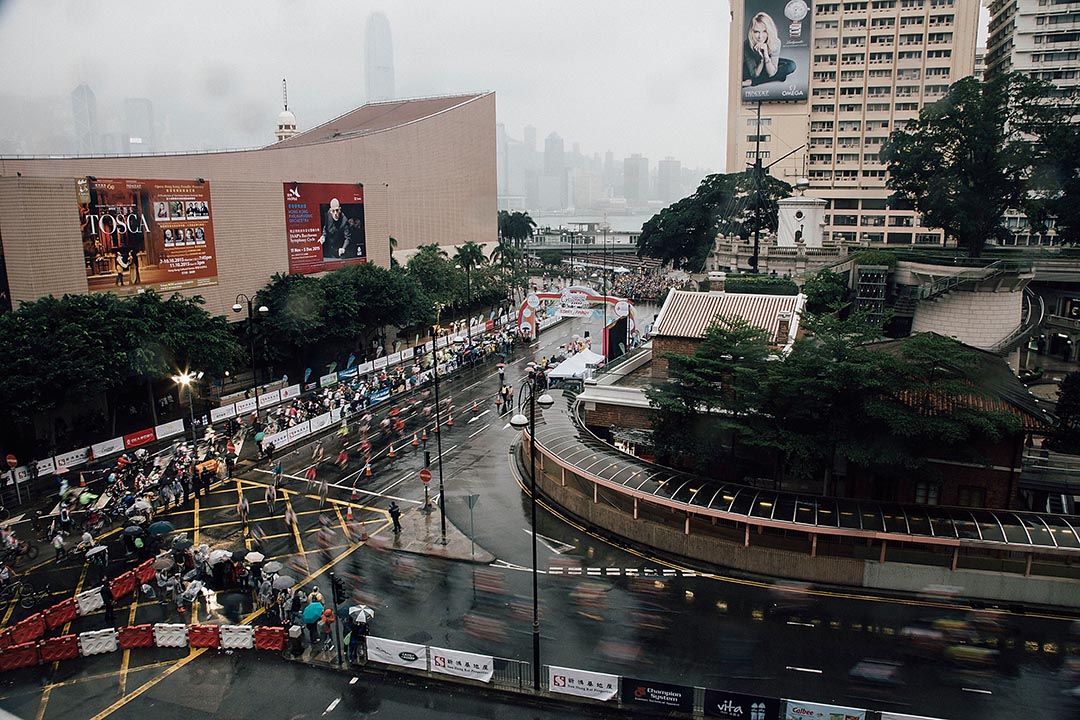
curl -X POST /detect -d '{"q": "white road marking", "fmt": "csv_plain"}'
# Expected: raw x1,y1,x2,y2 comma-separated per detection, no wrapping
785,666,823,674
323,697,341,714
468,424,489,438
467,410,491,424
786,621,815,628
606,568,621,575
252,468,421,504
962,688,992,695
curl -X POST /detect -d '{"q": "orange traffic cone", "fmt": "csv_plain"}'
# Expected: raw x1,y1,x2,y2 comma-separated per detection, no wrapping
79,472,86,487
412,433,419,447
351,488,358,501
388,444,396,459
346,505,354,522
447,414,454,428
421,427,428,441
365,462,373,478
472,400,479,413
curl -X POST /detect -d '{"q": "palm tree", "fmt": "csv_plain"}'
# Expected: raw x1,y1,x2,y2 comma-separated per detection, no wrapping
454,241,486,341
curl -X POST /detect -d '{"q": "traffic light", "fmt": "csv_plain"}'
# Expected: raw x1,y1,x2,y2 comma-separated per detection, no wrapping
330,572,347,605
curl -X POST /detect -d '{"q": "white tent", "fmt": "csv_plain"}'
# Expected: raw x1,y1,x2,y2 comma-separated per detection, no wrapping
548,348,605,380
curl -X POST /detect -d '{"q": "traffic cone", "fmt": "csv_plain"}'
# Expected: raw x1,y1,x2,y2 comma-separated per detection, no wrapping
346,506,354,522
447,414,454,428
365,462,373,478
412,433,419,447
421,427,428,442
388,444,396,459
472,400,479,414
79,472,86,487
351,488,358,501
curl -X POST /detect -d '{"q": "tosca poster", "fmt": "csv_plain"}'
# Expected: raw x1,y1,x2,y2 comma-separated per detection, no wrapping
77,176,218,295
740,0,811,102
283,182,366,275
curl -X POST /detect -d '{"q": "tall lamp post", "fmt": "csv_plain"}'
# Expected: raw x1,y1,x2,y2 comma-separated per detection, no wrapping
430,324,465,544
455,263,473,345
232,294,269,410
172,371,204,444
509,383,554,691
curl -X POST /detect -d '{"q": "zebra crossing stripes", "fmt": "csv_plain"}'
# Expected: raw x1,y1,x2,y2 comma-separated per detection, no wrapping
546,566,704,578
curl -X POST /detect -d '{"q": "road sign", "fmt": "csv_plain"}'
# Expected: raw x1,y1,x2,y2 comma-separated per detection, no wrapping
419,468,432,484
5,454,16,469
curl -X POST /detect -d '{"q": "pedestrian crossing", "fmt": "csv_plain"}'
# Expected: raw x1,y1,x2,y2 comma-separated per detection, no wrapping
489,560,709,578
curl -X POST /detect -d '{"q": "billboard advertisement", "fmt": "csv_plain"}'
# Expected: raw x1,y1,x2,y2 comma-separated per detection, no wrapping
283,182,366,275
621,677,694,713
704,688,781,719
78,176,218,295
741,0,811,102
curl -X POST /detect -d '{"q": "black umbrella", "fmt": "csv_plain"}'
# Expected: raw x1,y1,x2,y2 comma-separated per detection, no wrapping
148,521,175,536
172,538,194,550
123,525,146,536
231,549,248,562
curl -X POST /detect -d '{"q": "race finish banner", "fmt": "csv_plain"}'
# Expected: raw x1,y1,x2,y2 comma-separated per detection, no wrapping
78,176,218,295
283,182,366,275
740,0,811,102
548,666,618,701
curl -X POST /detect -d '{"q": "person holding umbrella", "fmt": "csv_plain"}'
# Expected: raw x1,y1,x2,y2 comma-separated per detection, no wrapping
301,594,324,645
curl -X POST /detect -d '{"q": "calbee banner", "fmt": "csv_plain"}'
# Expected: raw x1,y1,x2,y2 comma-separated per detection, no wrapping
429,646,494,683
548,666,618,701
785,700,865,720
366,636,427,669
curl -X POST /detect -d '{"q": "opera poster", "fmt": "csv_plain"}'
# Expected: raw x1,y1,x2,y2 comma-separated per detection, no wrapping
283,182,366,275
78,177,218,295
741,0,811,102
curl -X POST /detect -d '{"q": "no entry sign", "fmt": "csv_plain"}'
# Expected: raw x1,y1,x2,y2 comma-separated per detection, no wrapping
419,469,432,484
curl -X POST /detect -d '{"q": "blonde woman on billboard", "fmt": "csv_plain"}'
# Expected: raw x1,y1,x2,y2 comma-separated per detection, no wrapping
742,11,795,87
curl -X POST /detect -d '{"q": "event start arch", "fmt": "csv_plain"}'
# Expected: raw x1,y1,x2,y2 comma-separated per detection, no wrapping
517,285,637,360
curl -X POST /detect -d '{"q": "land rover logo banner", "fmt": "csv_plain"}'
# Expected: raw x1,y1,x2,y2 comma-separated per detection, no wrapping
548,666,619,701
704,688,782,719
621,677,694,712
365,636,428,669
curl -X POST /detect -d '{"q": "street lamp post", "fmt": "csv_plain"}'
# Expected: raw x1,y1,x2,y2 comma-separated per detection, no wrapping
510,384,554,691
430,325,465,544
232,294,269,410
172,371,205,444
455,263,473,345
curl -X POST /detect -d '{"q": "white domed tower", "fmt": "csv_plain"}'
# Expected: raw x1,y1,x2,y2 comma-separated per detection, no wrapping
275,78,298,142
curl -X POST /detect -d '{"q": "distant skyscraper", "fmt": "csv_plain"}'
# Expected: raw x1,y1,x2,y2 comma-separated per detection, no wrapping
623,154,650,208
544,132,567,209
497,123,508,195
71,83,98,155
365,12,395,102
523,125,537,152
123,98,155,154
657,157,682,204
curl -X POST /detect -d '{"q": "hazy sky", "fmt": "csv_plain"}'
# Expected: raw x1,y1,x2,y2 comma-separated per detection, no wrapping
0,1,988,173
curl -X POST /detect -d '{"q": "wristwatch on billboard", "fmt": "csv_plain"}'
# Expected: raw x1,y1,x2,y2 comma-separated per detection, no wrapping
785,0,809,39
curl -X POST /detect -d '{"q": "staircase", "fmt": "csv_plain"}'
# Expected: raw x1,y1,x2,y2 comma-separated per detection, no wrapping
894,260,1028,316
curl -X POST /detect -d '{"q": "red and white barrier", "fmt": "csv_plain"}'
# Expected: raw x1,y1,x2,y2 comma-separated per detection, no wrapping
78,628,118,656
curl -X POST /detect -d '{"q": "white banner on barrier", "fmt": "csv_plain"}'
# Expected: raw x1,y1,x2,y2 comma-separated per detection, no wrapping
785,700,866,720
357,361,375,377
366,636,428,669
235,397,257,415
386,352,403,366
91,437,125,459
330,408,342,423
429,646,494,683
320,372,338,388
155,419,186,440
210,405,237,422
35,457,56,476
548,666,618,701
286,422,311,445
281,384,301,400
55,447,91,470
259,389,282,406
264,430,288,450
310,413,332,433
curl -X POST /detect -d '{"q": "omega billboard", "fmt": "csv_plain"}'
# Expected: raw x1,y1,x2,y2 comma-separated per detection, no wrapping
740,0,812,102
77,176,218,295
283,182,366,275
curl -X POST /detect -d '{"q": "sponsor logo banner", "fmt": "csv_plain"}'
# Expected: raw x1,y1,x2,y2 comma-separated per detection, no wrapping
785,700,865,720
280,384,302,400
302,381,320,393
259,389,282,406
55,447,90,470
35,457,56,477
338,367,358,380
124,427,157,449
319,372,338,388
622,677,694,713
91,437,125,459
283,182,366,275
366,636,427,669
368,388,392,406
548,666,618,701
285,422,311,445
264,430,288,450
705,688,782,719
356,361,375,377
78,176,218,295
740,0,811,102
556,307,592,318
155,419,186,440
329,408,342,423
210,405,237,423
429,646,494,683
235,397,257,415
386,352,402,366
309,413,332,433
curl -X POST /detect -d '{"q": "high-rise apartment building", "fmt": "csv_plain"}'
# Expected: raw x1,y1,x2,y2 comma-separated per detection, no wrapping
657,157,683,204
623,154,650,207
727,0,980,248
71,83,98,155
986,0,1079,94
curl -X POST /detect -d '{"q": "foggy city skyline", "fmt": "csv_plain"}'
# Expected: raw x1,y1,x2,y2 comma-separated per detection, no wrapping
0,0,731,174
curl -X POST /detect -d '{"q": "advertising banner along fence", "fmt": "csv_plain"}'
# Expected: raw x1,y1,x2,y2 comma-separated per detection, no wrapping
784,700,866,720
429,646,494,683
740,0,811,103
704,688,782,719
620,676,694,713
548,665,619,701
78,177,218,295
366,636,428,669
283,182,366,275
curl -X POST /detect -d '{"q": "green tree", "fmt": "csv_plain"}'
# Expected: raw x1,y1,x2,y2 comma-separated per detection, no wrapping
881,73,1062,257
407,243,456,308
1050,372,1080,453
646,316,772,473
637,172,789,272
498,210,536,249
802,268,850,314
321,263,431,355
1027,120,1080,246
254,273,327,374
453,241,487,311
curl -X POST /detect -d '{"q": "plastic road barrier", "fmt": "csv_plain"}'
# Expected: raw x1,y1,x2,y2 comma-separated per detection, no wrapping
75,587,104,616
0,628,12,651
11,614,45,645
109,571,137,599
77,628,118,656
38,634,79,662
117,624,154,650
219,624,254,650
135,559,156,584
253,625,286,651
187,624,220,649
42,598,77,630
152,623,188,648
0,642,39,671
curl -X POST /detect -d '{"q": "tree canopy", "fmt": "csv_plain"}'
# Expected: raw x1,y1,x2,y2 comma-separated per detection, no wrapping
637,172,790,272
881,73,1072,256
498,210,536,248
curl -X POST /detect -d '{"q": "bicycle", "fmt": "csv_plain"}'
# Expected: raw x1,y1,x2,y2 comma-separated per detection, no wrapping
18,582,50,609
0,578,28,605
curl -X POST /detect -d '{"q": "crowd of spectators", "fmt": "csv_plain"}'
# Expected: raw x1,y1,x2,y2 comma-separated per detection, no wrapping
611,269,682,301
